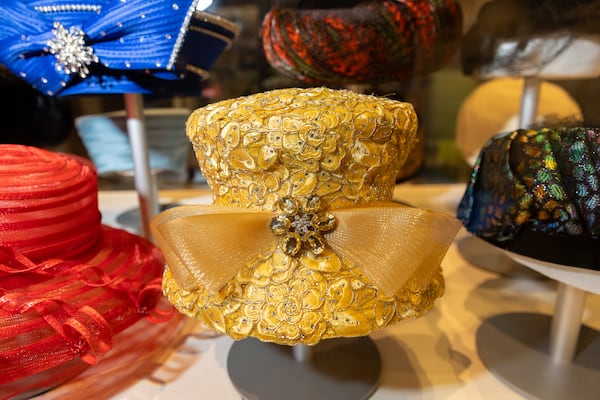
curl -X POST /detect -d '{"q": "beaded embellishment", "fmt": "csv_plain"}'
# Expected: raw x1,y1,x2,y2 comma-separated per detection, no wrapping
47,22,98,78
269,196,336,256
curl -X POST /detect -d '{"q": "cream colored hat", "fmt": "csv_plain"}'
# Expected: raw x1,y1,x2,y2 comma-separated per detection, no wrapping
456,77,583,165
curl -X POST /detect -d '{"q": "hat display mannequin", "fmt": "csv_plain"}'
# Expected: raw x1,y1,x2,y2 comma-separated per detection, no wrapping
455,78,583,166
151,87,461,399
463,31,600,129
75,108,192,181
0,0,239,238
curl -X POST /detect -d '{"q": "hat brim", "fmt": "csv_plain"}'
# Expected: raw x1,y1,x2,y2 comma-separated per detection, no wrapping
0,224,169,393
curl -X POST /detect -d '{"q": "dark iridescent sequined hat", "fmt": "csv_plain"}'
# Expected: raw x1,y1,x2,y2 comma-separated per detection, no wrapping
0,0,239,96
458,126,600,269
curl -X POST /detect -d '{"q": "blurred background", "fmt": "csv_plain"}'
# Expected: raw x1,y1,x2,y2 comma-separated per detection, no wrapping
1,0,598,190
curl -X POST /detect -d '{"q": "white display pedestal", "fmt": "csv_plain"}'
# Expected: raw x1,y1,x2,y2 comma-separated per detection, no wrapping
505,252,600,364
475,252,600,399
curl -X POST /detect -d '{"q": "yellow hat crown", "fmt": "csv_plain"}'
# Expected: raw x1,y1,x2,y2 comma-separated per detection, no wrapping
187,87,418,210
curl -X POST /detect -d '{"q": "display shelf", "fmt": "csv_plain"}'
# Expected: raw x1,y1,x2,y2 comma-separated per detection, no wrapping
36,184,599,400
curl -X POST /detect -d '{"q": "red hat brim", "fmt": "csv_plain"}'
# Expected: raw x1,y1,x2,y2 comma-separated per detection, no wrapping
0,225,170,393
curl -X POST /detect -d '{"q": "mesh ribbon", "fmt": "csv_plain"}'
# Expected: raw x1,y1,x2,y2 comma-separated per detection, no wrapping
151,202,461,297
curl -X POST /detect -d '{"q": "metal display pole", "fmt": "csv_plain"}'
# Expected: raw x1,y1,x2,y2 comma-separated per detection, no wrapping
518,76,542,128
549,283,588,364
124,93,160,240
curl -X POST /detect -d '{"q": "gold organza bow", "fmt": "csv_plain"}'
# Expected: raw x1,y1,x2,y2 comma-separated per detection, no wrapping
151,202,460,297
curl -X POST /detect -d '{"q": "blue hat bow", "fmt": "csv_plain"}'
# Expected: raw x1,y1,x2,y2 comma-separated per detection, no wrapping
0,0,208,95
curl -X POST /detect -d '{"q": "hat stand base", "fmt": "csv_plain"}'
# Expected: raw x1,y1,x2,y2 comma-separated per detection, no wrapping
227,336,381,400
476,312,600,400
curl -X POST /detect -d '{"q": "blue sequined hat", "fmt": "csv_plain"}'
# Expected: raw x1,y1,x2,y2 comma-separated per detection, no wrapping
0,0,239,96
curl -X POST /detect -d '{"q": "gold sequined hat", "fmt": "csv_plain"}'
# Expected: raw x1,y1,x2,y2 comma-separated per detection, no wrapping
151,87,460,345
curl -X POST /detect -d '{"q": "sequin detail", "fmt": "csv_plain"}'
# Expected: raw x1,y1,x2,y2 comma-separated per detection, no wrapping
163,250,444,345
189,87,418,210
458,127,600,241
35,5,102,13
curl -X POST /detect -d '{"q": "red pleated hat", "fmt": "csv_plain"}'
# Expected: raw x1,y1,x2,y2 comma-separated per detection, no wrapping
0,144,170,398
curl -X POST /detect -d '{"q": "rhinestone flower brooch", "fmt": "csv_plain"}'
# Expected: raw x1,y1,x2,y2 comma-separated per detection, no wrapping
269,196,336,256
47,22,98,78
